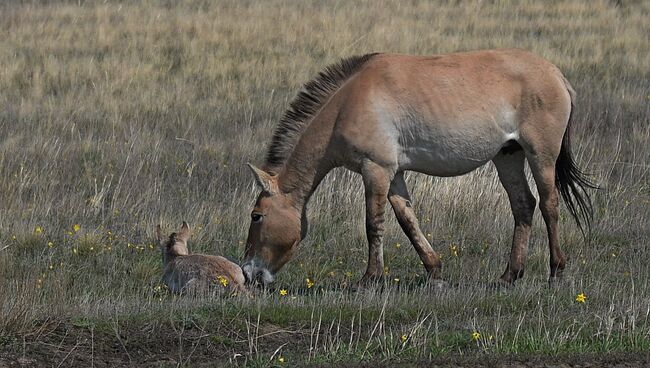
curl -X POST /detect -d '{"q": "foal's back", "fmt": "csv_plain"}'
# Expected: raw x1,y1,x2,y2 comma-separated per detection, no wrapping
163,254,246,294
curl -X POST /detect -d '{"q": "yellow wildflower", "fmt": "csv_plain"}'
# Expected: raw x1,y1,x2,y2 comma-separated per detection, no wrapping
576,293,586,303
11,235,16,240
345,271,353,278
393,278,400,283
73,224,81,232
305,278,314,289
217,275,228,288
72,248,78,254
395,242,401,249
48,264,54,270
472,331,480,341
48,241,54,248
278,356,285,363
449,244,458,257
34,226,43,235
279,289,288,296
400,334,407,343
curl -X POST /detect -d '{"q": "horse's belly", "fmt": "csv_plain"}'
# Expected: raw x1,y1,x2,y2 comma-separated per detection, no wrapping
397,125,510,177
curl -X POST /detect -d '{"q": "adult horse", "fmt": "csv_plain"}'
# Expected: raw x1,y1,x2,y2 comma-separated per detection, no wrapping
241,49,594,287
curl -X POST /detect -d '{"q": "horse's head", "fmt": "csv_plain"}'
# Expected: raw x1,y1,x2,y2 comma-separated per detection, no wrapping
242,164,302,286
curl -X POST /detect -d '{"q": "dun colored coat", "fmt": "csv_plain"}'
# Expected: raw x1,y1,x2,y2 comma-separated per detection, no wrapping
157,222,247,294
241,49,595,287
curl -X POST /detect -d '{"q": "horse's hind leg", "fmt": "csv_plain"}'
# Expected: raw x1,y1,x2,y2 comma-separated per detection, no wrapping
493,149,537,285
388,172,442,280
525,151,566,284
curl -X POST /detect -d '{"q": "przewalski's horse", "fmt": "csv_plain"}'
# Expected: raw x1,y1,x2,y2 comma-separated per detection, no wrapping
157,222,247,294
242,49,594,287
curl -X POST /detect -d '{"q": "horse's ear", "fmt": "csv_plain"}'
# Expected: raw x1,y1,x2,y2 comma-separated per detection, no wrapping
156,225,164,244
248,163,278,194
178,221,191,242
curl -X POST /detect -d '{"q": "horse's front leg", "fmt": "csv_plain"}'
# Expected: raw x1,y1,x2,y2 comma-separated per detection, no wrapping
360,161,391,285
388,172,442,280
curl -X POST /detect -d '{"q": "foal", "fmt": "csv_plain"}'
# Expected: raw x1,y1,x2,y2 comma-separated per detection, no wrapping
157,222,247,295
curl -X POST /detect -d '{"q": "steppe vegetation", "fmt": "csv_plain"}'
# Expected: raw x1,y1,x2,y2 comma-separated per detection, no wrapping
0,0,648,366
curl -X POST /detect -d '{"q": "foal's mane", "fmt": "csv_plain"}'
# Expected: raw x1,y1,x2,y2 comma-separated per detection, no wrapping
263,53,380,174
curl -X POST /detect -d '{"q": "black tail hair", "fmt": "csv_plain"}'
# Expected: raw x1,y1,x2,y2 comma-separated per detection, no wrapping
555,97,598,237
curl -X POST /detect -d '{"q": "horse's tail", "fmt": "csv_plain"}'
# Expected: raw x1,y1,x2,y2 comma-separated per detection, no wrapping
555,76,597,236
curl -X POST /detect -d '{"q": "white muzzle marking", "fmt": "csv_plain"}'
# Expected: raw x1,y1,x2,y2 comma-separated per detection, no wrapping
242,258,275,286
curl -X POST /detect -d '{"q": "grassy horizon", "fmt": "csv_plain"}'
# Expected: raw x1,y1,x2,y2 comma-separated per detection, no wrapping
0,0,649,366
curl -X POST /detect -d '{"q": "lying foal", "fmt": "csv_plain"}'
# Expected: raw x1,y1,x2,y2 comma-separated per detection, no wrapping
157,222,247,295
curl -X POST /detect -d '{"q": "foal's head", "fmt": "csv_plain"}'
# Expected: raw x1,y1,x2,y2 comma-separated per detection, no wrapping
242,165,302,286
156,222,191,258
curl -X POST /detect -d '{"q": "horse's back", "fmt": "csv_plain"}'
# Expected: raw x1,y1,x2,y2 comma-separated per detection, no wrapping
334,49,572,175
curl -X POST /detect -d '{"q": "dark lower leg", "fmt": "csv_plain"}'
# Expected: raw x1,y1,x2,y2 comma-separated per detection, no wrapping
388,173,442,279
389,193,442,279
542,196,565,279
494,152,536,285
533,165,566,282
500,222,532,284
361,164,390,283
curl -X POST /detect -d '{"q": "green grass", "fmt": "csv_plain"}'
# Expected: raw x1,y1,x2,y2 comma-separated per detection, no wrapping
0,0,649,366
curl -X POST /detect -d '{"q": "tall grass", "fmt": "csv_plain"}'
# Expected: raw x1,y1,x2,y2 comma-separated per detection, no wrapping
0,0,648,365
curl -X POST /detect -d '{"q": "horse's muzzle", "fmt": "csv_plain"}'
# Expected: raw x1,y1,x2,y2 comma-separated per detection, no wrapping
241,259,275,286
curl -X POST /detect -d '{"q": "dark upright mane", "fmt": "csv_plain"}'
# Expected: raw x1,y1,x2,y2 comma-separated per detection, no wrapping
263,53,380,174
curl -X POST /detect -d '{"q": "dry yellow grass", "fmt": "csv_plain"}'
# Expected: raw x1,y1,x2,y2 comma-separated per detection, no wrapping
0,0,648,365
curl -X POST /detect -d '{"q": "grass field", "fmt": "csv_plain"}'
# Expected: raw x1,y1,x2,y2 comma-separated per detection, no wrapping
0,0,649,366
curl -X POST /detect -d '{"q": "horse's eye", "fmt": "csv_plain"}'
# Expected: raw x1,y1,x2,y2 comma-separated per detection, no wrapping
251,213,263,223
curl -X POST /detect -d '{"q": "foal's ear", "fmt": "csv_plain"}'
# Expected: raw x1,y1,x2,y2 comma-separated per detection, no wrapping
178,221,191,242
247,163,278,194
155,225,164,245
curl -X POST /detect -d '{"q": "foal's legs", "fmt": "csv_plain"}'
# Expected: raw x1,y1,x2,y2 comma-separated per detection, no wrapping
493,150,537,285
388,172,442,279
360,161,391,283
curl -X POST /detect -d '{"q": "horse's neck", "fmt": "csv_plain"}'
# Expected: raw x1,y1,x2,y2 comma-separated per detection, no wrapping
277,110,338,208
